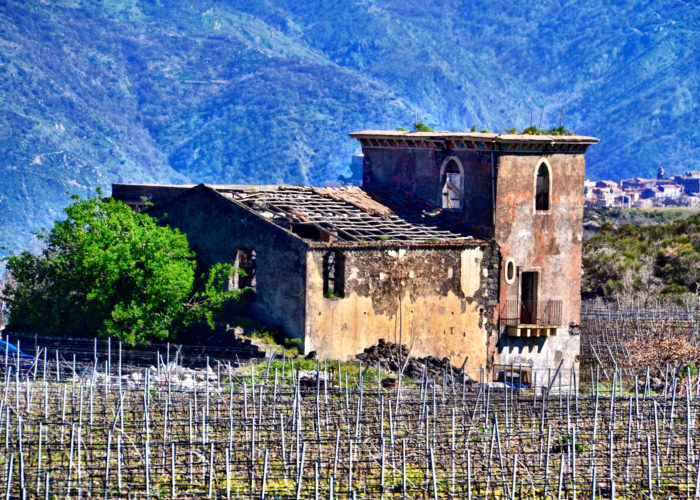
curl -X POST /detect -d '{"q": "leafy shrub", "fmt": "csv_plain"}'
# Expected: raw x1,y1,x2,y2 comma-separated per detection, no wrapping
521,125,573,135
193,262,248,329
679,363,698,378
1,193,239,344
548,125,572,136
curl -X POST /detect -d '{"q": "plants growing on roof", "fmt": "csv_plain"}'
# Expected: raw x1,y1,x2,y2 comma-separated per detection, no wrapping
520,125,574,135
413,121,434,132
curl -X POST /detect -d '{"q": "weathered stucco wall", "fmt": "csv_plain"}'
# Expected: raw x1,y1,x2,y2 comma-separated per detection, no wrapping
493,154,585,386
362,147,439,197
304,245,499,380
148,185,309,340
360,146,495,235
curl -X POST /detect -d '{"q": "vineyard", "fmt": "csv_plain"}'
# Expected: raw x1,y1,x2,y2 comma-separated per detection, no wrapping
1,304,700,498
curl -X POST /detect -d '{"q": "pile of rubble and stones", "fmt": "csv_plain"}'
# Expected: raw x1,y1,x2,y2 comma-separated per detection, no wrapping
354,338,475,384
122,363,225,391
76,363,228,392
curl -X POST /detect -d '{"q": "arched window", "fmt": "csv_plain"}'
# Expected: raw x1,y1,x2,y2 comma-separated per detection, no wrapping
441,158,463,209
535,162,550,211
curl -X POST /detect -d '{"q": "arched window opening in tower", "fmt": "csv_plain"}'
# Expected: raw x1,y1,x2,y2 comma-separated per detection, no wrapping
441,160,463,209
535,163,550,211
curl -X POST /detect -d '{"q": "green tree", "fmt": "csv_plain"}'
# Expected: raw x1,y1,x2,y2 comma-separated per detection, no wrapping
196,262,250,328
2,193,217,343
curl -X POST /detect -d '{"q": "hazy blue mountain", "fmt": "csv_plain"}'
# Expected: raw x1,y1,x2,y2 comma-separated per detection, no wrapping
0,0,697,257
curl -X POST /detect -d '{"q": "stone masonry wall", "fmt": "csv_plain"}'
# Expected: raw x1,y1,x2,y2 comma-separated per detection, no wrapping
148,185,309,341
304,244,499,380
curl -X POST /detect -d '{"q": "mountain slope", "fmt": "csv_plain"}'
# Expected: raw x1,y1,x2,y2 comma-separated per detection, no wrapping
0,0,697,258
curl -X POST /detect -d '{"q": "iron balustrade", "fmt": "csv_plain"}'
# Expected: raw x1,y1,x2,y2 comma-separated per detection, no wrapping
500,299,562,327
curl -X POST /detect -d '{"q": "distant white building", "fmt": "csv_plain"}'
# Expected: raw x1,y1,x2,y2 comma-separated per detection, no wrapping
658,184,682,199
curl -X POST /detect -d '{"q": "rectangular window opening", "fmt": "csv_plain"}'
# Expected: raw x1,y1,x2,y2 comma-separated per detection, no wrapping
323,251,345,298
230,249,257,293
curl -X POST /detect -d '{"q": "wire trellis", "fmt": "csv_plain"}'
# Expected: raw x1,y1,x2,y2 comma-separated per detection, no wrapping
1,330,700,498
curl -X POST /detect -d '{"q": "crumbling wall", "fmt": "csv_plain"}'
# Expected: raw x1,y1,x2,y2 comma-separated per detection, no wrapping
148,185,309,341
304,244,499,380
493,153,585,386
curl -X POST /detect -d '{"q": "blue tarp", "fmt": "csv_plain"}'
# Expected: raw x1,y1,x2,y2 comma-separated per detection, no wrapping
504,381,531,390
0,339,34,359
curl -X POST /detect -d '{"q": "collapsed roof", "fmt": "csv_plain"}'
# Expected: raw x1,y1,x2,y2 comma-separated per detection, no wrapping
111,183,485,247
217,185,484,246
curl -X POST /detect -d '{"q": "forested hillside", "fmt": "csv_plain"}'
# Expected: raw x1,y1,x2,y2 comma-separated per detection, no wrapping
1,0,698,257
583,213,700,304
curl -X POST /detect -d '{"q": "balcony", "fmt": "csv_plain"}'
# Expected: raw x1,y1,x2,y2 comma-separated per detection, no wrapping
499,300,562,337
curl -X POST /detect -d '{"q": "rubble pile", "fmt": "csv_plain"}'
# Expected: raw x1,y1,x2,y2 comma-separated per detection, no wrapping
126,363,226,391
297,369,334,388
355,338,475,384
77,363,227,391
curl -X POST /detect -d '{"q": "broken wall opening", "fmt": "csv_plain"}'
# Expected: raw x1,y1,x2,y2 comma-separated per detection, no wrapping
291,223,322,240
230,249,257,293
291,223,339,242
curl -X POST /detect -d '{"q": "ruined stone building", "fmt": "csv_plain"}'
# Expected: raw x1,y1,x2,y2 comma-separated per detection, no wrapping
112,130,598,386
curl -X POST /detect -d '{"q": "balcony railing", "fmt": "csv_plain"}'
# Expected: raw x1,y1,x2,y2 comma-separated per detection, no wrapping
500,300,562,327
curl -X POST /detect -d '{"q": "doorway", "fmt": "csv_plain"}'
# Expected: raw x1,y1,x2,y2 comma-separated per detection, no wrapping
520,271,538,324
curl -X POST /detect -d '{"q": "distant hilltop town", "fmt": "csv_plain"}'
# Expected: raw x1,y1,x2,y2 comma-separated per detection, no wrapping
585,168,700,209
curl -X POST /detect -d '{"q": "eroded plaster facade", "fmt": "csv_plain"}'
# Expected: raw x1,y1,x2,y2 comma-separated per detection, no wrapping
493,154,586,386
304,245,498,378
